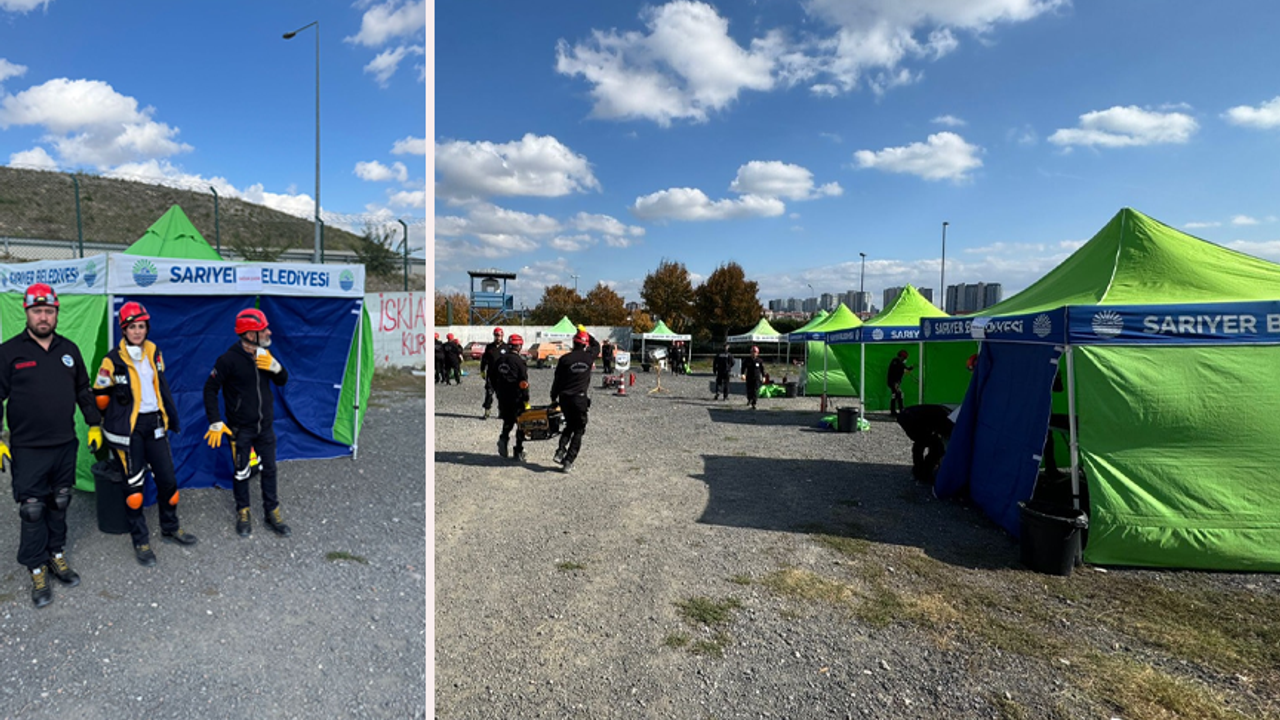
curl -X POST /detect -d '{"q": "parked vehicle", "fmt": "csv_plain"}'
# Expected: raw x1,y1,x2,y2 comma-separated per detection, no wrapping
525,341,569,368
465,342,487,360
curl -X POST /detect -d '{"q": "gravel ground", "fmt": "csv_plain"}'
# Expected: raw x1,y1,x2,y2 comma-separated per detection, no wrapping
435,366,1280,720
0,379,427,720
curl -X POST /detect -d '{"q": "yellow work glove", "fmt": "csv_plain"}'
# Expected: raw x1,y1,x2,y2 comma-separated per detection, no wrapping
87,427,103,453
0,441,9,473
524,402,531,410
480,371,486,380
255,350,282,373
204,422,232,449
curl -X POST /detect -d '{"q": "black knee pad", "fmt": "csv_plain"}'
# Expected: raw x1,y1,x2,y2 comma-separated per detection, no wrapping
19,498,44,523
53,487,72,511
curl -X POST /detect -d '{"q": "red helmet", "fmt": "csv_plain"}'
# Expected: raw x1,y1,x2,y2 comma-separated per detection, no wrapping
493,327,504,336
434,332,439,339
573,329,590,346
23,283,58,309
447,333,455,341
235,308,269,334
119,301,150,328
897,350,909,359
508,333,523,347
751,345,759,353
966,353,978,371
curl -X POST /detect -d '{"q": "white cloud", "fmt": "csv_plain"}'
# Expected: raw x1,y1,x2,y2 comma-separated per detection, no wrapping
1184,221,1222,229
548,234,597,252
555,1,776,126
853,131,983,182
570,212,645,238
435,134,600,203
363,44,425,87
346,0,426,47
1226,240,1280,263
1048,105,1199,148
0,78,190,168
8,146,56,170
1,0,49,12
632,187,785,221
355,160,408,182
1223,96,1280,129
392,136,426,155
729,160,842,200
1232,215,1259,226
434,203,560,259
0,58,27,86
100,159,323,221
387,189,426,209
1008,124,1038,146
932,114,966,127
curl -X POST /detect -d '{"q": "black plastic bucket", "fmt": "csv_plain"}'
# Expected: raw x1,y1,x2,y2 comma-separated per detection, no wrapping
92,460,131,535
837,406,859,433
1018,500,1088,576
783,381,797,398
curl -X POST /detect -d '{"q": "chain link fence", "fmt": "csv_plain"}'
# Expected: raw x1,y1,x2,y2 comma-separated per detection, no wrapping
0,165,425,291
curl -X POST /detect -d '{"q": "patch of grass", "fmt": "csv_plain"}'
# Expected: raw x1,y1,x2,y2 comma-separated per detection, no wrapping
662,633,690,648
722,435,739,442
727,574,752,586
556,561,586,571
813,533,871,558
372,369,426,395
201,587,220,597
676,596,742,626
326,551,369,564
1078,654,1254,720
0,592,14,603
987,693,1029,720
761,568,856,607
689,631,732,658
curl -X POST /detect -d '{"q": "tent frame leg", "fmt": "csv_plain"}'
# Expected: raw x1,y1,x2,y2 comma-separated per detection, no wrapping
1065,344,1081,510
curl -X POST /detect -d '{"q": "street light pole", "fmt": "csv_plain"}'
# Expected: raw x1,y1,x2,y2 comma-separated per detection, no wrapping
940,221,949,311
283,20,321,264
570,274,580,293
858,252,866,312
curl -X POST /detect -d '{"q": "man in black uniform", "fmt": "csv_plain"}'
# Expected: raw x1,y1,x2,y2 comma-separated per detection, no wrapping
479,327,505,419
492,333,530,462
203,308,292,538
600,339,615,375
670,341,685,375
443,333,463,385
434,332,445,384
550,327,599,473
887,350,914,416
0,283,103,607
896,404,955,482
712,344,734,400
740,345,766,410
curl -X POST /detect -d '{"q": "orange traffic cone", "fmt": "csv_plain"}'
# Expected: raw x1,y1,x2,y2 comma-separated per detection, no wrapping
617,380,627,396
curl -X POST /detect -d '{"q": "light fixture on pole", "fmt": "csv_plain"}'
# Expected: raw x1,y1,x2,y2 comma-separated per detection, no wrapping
858,252,866,312
940,221,949,311
283,20,322,264
570,274,580,293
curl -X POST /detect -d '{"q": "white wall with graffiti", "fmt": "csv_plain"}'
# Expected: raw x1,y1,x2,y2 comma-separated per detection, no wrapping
367,291,430,368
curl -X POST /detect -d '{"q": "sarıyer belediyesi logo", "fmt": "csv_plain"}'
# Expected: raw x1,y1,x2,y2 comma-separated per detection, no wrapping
339,269,354,291
1033,314,1053,338
871,328,884,341
132,259,159,287
83,260,97,288
1092,310,1124,338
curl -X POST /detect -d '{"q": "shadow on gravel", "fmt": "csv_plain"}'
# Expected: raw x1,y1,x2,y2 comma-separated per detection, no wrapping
434,450,566,474
693,454,1019,571
434,411,486,420
705,408,822,428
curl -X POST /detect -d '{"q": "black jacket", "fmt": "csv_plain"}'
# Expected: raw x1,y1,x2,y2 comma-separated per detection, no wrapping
0,331,101,447
434,339,444,360
550,335,600,403
887,357,913,386
203,343,289,434
479,339,504,377
490,345,529,405
443,340,463,363
713,350,735,377
95,339,179,450
741,356,766,385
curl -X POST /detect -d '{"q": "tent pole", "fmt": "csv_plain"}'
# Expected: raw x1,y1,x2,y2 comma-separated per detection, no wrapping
352,302,364,461
917,340,924,404
859,341,865,411
1065,344,1080,510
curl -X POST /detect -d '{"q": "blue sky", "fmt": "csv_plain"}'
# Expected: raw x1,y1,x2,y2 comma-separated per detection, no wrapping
434,0,1280,311
1,0,426,250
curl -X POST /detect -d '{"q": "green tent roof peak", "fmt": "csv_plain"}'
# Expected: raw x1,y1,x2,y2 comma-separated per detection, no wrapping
865,284,948,326
124,205,223,261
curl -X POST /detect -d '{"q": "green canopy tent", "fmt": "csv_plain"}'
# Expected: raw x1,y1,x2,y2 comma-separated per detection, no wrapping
788,304,862,398
124,205,224,261
726,317,789,363
638,320,691,368
827,285,977,412
540,315,579,340
933,208,1280,570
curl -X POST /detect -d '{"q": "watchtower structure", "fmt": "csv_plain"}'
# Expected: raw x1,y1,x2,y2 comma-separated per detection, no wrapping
467,268,517,324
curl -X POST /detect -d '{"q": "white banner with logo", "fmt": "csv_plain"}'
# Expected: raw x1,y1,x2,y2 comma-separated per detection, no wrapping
0,254,109,295
107,255,365,297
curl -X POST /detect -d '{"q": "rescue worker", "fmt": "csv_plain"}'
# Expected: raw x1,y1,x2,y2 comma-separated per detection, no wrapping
740,346,766,410
712,344,734,400
600,339,615,375
492,333,530,462
443,333,463,385
550,327,600,473
434,332,445,384
670,341,685,375
887,350,914,416
94,302,198,566
202,308,292,538
896,404,955,482
0,284,102,607
479,327,505,419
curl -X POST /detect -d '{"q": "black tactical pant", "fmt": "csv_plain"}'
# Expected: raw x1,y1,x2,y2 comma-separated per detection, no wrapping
556,394,590,464
12,440,77,571
119,412,181,546
714,373,730,399
230,429,279,514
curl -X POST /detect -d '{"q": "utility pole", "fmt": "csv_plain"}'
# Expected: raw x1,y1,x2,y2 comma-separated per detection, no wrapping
940,221,950,312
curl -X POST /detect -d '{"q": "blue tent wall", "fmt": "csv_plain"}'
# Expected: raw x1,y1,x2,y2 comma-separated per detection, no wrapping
934,342,1062,537
258,295,360,460
116,294,254,491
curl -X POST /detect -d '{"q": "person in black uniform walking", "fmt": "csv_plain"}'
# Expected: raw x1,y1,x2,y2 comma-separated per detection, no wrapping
434,333,445,384
0,283,103,608
550,327,600,473
712,344,734,400
896,404,955,482
94,301,198,567
670,341,685,375
887,350,914,416
740,345,766,409
492,334,530,462
443,333,463,385
479,327,505,419
203,308,292,539
600,339,615,375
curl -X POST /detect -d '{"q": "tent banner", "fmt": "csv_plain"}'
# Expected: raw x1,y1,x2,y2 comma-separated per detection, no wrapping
788,331,827,341
0,254,108,295
922,308,1068,344
107,255,365,297
1067,302,1280,345
828,326,921,344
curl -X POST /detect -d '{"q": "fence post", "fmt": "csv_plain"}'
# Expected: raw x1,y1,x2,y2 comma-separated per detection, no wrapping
398,218,409,292
210,186,221,254
72,174,84,258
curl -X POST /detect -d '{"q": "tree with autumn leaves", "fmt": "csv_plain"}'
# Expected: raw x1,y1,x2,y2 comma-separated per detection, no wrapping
694,262,764,342
640,259,695,333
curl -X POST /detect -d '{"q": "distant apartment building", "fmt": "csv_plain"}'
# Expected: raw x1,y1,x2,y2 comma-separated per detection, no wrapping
802,297,819,313
883,286,934,309
919,287,934,304
848,290,871,314
944,282,1003,314
819,293,836,311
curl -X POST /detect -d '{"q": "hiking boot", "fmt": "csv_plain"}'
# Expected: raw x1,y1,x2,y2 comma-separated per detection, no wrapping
134,544,157,567
161,528,199,546
265,508,292,537
48,553,81,587
236,508,252,537
497,439,509,459
483,408,491,420
553,447,566,465
30,567,52,608
514,448,527,463
561,461,574,474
